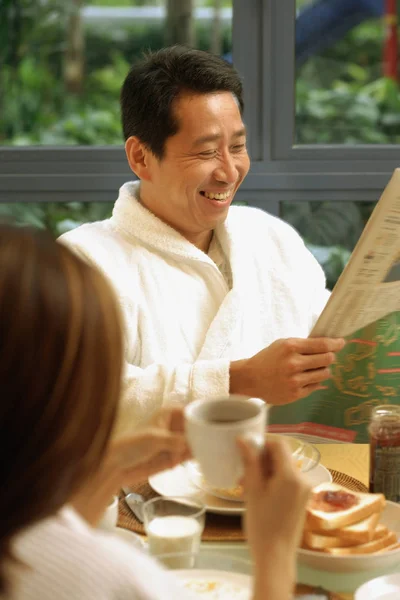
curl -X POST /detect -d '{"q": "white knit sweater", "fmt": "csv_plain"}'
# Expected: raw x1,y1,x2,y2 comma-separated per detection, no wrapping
59,182,329,435
5,507,192,600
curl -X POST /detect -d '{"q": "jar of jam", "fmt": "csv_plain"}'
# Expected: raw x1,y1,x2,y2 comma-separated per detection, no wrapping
369,405,400,502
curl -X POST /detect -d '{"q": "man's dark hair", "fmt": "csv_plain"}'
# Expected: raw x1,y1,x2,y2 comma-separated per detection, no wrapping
120,45,244,159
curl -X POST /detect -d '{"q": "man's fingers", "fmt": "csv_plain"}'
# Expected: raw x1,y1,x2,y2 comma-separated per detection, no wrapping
298,351,336,371
296,366,332,387
288,337,345,355
300,382,328,397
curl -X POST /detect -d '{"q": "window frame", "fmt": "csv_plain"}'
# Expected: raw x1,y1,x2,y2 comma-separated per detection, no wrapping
1,0,399,212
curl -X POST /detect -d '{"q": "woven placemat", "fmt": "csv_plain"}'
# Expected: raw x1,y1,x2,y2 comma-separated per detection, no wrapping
330,469,368,493
117,481,244,541
117,469,367,542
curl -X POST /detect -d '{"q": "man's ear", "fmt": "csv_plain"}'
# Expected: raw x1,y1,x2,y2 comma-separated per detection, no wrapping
125,137,153,181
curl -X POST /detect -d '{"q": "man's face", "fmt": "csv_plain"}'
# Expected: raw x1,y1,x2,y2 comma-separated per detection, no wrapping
141,91,250,246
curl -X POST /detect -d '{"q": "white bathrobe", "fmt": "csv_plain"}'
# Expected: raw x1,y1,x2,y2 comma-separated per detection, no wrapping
59,181,329,435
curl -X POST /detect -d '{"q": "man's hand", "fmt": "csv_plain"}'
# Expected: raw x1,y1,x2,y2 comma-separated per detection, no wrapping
110,407,192,484
230,337,345,405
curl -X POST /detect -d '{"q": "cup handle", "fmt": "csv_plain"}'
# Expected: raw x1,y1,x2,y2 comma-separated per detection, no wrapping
299,443,321,473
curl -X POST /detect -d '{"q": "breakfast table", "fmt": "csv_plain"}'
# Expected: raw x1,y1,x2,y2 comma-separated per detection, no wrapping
118,443,400,599
202,443,398,599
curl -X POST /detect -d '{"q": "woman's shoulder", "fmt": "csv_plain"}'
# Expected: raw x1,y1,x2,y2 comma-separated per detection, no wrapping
9,508,187,600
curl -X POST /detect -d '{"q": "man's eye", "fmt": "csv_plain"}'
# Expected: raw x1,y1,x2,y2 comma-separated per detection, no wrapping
231,144,246,152
199,150,216,158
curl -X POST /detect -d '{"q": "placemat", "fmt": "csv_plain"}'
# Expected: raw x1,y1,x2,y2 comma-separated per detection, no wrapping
329,469,368,493
117,481,244,541
117,469,368,541
295,583,348,599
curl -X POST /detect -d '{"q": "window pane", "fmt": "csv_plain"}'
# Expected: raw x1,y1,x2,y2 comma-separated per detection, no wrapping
0,0,232,147
281,200,377,288
295,0,400,145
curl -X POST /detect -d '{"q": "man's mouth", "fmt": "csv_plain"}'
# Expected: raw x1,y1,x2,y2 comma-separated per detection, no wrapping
200,190,232,202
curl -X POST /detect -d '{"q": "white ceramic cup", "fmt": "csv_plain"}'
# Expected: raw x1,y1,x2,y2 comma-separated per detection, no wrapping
97,495,119,531
184,395,267,489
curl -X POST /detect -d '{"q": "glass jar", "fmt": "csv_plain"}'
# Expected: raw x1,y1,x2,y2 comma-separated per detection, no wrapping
369,405,400,502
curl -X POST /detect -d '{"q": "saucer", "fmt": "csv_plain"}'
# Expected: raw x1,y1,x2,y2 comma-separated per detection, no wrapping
149,461,332,515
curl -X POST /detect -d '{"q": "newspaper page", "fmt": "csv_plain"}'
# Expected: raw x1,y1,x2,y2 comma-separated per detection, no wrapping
268,169,400,444
311,168,400,338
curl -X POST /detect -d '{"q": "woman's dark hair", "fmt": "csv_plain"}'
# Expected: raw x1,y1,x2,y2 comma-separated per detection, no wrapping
120,45,244,159
0,225,123,592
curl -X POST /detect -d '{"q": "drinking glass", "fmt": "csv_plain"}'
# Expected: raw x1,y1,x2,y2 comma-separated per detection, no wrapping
143,496,206,568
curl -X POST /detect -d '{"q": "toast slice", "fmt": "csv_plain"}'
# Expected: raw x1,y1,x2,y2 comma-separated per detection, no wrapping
305,482,385,532
303,523,388,550
305,511,382,546
324,531,397,555
378,541,400,552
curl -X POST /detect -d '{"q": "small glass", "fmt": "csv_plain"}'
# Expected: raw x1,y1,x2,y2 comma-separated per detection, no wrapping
143,496,206,568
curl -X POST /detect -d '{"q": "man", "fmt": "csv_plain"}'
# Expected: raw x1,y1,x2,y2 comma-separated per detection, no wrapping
59,46,344,437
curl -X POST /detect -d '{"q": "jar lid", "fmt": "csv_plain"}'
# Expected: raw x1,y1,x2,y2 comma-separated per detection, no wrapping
371,404,400,420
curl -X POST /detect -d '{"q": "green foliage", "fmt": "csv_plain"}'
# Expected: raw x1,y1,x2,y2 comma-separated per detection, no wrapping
0,202,113,236
282,200,374,289
296,19,400,144
0,12,232,145
307,244,351,291
282,201,365,249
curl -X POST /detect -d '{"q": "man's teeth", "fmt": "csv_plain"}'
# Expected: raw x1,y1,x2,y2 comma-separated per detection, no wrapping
203,191,231,201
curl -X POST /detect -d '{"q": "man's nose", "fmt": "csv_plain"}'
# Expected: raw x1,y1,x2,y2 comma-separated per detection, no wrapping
213,152,239,184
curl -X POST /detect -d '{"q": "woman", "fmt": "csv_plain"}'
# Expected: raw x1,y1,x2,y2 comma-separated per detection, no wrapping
0,224,310,600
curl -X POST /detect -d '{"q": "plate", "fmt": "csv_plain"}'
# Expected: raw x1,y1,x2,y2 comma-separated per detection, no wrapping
174,569,252,599
355,573,400,600
297,501,400,573
149,463,244,515
113,526,147,551
186,435,324,503
148,461,332,515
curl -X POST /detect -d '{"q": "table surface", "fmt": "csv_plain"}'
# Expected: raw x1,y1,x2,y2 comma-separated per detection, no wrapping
316,443,369,488
204,443,395,600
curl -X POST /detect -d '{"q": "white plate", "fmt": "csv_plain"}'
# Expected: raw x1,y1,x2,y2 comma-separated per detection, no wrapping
174,569,252,599
355,573,400,600
113,527,147,551
149,462,332,515
298,501,400,573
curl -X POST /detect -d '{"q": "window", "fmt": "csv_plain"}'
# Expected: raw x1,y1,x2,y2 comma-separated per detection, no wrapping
281,200,377,288
1,1,232,147
1,0,399,287
295,0,400,145
0,0,232,229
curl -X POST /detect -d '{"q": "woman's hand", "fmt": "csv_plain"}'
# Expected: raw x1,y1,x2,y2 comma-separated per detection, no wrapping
72,407,191,525
237,436,311,600
110,406,192,484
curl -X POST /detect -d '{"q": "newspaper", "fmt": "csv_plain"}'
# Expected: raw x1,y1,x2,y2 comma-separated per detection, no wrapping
268,169,400,444
311,168,400,338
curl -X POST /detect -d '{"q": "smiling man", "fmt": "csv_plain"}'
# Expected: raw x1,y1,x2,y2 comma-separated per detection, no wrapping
59,46,344,436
